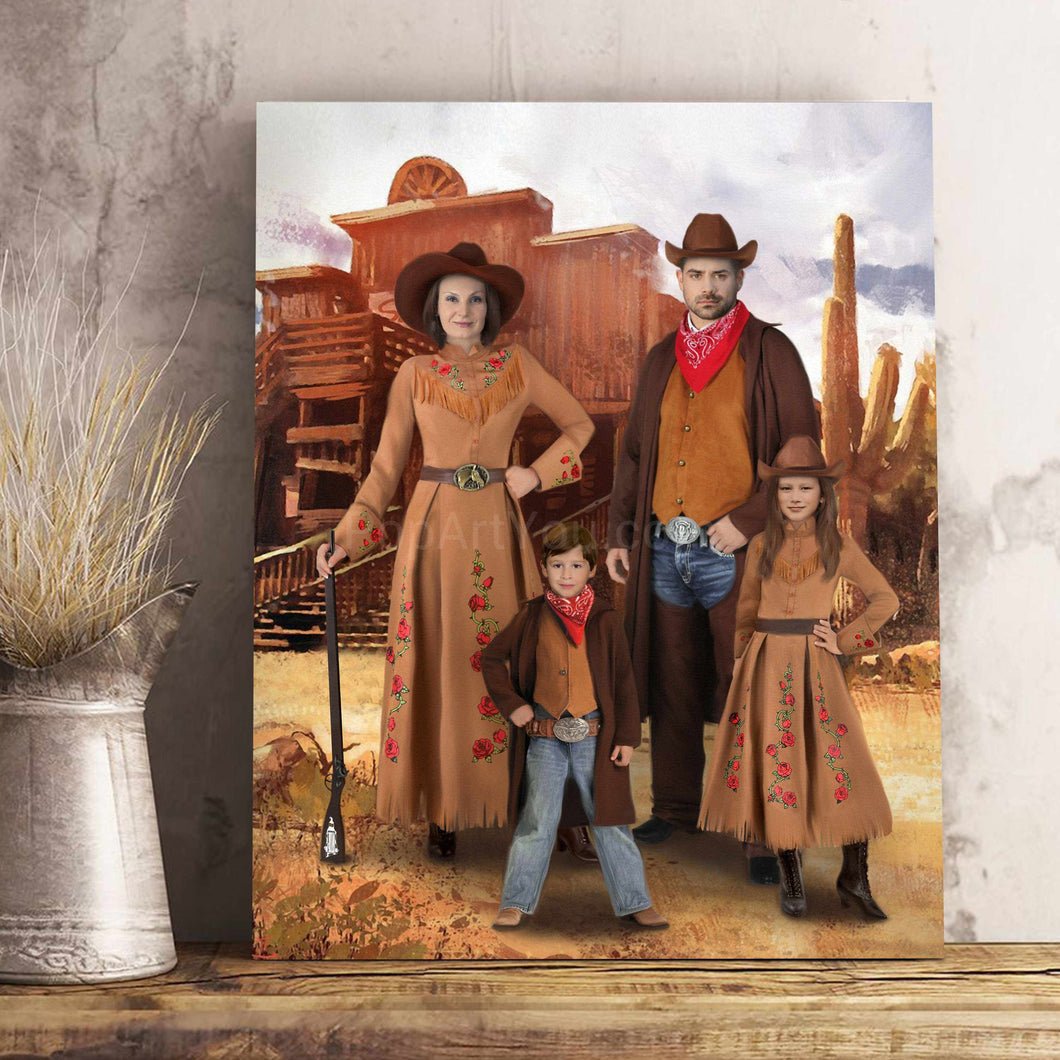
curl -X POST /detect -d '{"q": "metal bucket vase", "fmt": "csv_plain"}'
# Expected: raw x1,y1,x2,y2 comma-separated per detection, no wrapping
0,583,197,983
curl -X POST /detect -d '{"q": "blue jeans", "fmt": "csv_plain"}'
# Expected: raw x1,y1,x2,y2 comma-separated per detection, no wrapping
650,526,737,610
499,708,652,917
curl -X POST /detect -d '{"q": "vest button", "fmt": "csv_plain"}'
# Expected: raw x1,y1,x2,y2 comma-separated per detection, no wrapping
683,424,691,432
676,497,683,505
559,669,567,676
688,391,695,398
678,460,686,467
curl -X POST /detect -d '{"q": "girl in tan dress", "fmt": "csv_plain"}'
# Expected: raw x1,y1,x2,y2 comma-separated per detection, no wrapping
698,436,899,919
317,243,593,858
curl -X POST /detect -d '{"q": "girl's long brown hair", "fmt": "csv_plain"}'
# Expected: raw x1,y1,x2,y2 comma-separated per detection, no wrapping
758,476,842,579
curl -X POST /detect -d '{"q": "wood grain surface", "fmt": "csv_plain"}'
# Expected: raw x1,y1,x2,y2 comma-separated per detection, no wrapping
1,943,1059,1058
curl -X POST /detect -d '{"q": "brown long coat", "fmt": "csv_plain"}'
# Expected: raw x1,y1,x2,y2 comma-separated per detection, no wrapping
606,313,819,722
482,595,642,827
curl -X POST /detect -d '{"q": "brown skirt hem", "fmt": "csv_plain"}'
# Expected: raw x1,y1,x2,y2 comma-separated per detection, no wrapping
698,808,893,851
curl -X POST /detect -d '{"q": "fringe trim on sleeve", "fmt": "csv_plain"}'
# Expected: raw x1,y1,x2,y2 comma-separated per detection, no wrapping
413,350,526,425
772,551,821,584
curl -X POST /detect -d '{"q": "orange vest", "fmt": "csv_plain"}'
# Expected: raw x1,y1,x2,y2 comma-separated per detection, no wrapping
533,612,597,718
651,354,754,525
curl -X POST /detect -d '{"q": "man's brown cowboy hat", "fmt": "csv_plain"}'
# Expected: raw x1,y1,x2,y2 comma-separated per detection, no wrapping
664,213,758,269
757,435,845,480
393,242,525,335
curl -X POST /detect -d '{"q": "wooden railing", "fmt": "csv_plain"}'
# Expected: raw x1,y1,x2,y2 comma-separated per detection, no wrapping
254,327,287,405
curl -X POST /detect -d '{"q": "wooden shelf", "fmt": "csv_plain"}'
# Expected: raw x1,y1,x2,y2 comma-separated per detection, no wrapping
1,943,1059,1057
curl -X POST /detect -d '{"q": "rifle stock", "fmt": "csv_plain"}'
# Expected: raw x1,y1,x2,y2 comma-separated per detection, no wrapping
320,530,348,864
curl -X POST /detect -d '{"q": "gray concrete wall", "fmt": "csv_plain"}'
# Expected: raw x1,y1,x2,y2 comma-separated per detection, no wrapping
2,0,1056,942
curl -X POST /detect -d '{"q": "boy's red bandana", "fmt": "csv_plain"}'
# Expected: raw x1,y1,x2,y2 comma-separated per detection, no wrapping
675,300,749,392
545,585,595,645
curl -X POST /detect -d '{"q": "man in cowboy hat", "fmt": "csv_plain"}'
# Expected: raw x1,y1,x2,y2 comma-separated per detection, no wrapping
605,213,819,881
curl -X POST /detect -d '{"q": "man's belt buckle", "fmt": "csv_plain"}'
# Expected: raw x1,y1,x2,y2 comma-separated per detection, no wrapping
552,716,591,743
663,515,701,545
453,463,489,491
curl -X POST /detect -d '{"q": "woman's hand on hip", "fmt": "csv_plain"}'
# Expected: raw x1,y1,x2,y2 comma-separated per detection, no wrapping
316,541,349,579
505,465,540,499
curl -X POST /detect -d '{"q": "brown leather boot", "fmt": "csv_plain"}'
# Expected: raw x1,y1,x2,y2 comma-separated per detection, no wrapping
556,825,599,864
777,848,807,918
427,823,456,859
492,907,524,929
624,906,669,929
837,841,887,919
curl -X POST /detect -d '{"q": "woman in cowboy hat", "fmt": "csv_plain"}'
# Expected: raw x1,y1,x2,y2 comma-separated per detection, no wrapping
316,243,594,858
698,436,900,920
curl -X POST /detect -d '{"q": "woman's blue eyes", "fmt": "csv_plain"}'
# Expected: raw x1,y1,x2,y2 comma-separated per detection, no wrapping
444,294,483,303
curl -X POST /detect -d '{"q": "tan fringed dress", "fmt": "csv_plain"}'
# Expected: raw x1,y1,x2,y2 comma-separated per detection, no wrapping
698,518,900,851
334,342,594,830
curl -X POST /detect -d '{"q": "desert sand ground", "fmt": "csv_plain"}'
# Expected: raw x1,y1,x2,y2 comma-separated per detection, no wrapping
254,648,942,960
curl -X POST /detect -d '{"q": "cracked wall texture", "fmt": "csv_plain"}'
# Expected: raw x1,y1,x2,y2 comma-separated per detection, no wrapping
1,0,1055,941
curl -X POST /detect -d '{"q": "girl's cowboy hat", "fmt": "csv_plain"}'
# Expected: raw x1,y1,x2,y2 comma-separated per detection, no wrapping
664,213,758,268
757,435,845,480
393,242,525,334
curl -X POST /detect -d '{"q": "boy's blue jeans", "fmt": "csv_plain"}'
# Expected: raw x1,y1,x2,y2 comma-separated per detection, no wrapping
499,707,652,917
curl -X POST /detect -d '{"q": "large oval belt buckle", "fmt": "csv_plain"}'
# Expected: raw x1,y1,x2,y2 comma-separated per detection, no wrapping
453,463,489,491
664,515,701,545
552,716,590,743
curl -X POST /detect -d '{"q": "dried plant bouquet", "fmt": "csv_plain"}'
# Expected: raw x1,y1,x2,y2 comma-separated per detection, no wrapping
0,237,220,669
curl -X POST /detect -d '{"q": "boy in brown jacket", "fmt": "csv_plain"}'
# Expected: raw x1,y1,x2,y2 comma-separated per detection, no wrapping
482,523,667,929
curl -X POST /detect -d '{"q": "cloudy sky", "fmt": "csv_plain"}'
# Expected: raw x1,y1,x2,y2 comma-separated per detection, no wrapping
257,102,933,410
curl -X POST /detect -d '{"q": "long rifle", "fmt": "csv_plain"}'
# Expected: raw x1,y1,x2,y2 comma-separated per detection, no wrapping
320,530,348,863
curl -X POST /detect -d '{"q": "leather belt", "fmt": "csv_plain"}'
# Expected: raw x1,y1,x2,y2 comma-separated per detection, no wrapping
525,716,601,742
755,618,819,635
420,464,507,491
651,515,734,556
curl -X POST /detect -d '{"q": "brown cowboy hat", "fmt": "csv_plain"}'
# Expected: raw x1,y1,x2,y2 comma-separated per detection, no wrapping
393,242,525,334
757,435,845,480
664,213,758,268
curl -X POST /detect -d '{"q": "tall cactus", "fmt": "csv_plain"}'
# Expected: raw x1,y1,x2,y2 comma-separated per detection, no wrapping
820,215,932,545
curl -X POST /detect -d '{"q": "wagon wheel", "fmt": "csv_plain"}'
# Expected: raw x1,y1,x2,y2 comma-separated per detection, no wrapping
388,157,467,203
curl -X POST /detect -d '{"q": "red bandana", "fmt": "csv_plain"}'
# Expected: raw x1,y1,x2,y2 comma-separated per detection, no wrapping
545,585,595,646
675,300,750,392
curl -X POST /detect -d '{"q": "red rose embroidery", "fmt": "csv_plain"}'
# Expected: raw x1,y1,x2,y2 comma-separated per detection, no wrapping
370,527,383,542
387,716,396,731
431,359,439,367
405,601,413,611
384,737,399,761
835,786,849,802
781,732,795,747
773,785,783,797
476,630,491,646
468,594,486,612
562,471,569,479
818,709,829,722
477,696,499,717
489,356,503,369
473,562,484,574
385,646,395,663
864,639,874,647
726,775,739,791
572,466,580,479
827,744,841,759
482,576,493,589
439,364,452,376
470,651,483,672
472,738,493,759
835,772,846,784
736,732,745,747
836,724,848,736
397,617,410,639
782,791,797,807
560,455,570,464
779,681,786,690
766,744,777,757
731,759,740,772
781,718,792,729
784,693,795,706
392,675,404,694
358,518,366,530
729,713,740,725
494,729,507,744
777,762,792,778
